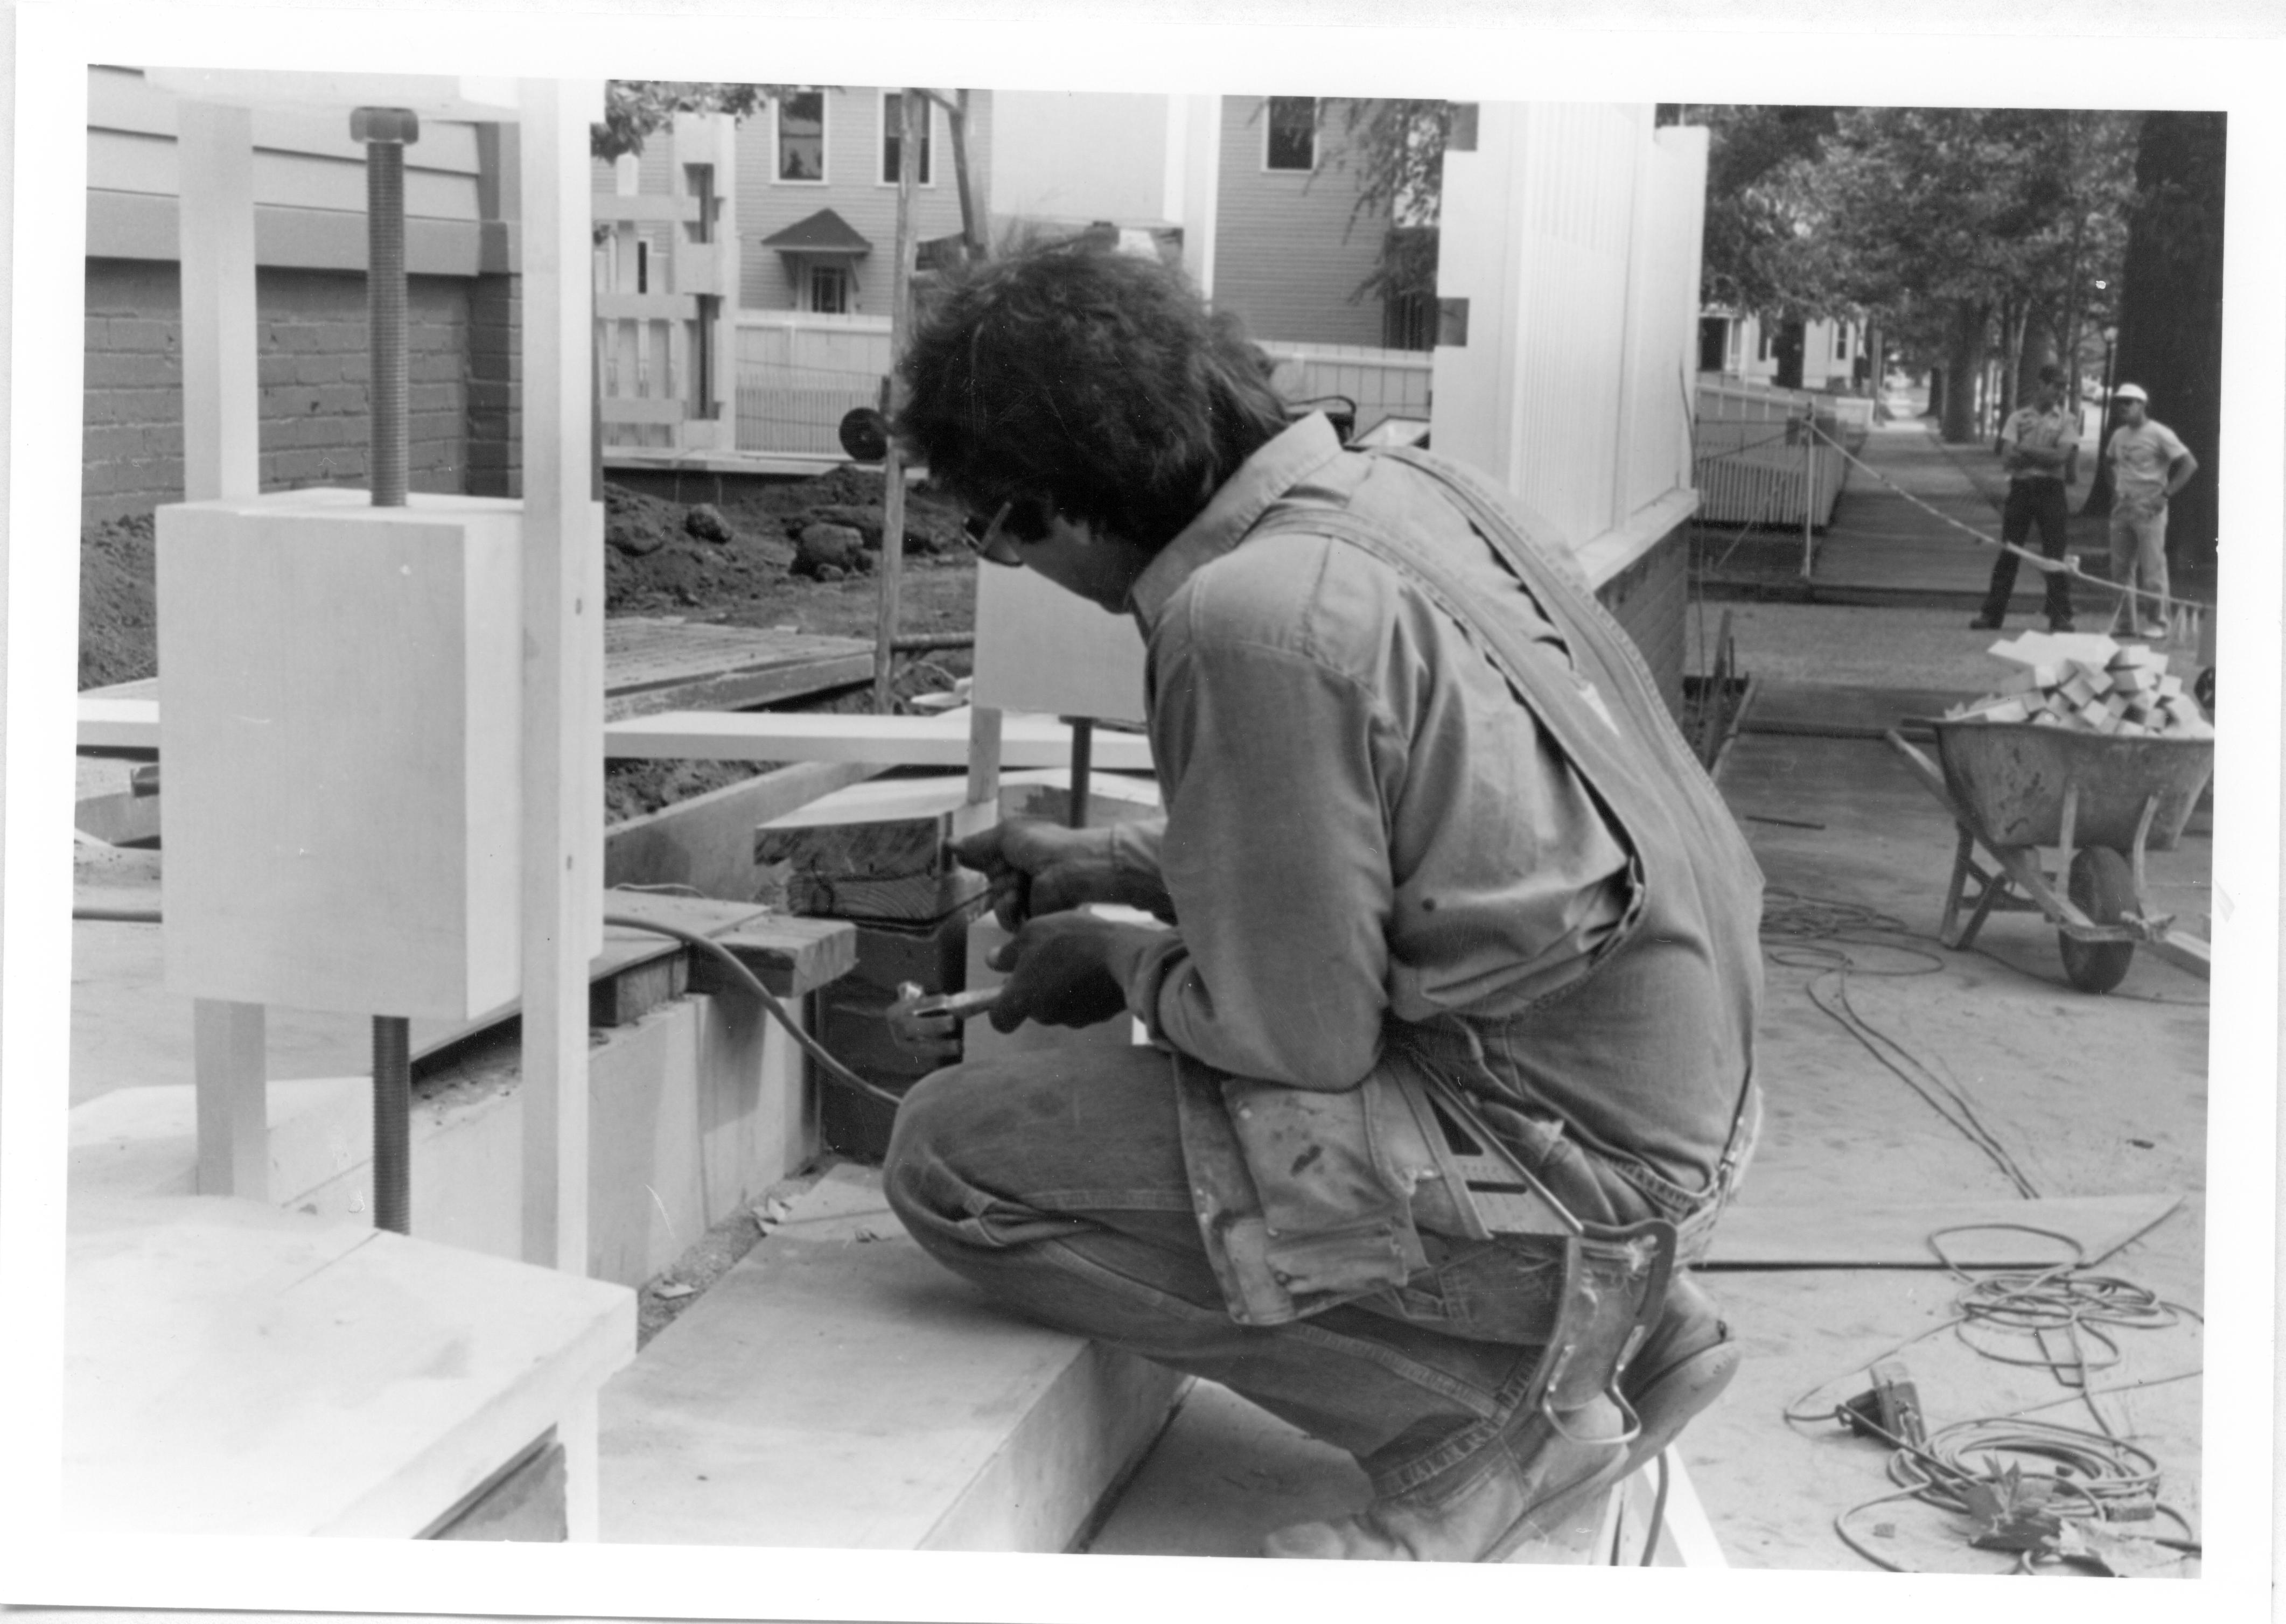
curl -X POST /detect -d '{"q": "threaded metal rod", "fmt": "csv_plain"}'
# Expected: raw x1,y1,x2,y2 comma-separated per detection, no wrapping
366,139,408,506
372,1015,411,1233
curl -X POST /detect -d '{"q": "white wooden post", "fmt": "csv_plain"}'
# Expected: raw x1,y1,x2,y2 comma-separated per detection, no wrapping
518,78,605,1273
177,99,268,1198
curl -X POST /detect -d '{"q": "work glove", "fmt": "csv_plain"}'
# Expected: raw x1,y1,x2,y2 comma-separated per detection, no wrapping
984,912,1157,1032
954,816,1123,929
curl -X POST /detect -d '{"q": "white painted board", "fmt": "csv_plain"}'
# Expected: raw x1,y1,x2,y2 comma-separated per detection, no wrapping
157,489,524,1020
972,564,1149,725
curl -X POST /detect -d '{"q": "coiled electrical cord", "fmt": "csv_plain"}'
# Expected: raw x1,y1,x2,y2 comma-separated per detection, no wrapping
1780,1221,2203,1573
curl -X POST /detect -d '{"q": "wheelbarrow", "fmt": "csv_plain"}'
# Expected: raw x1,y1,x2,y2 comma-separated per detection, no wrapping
1884,719,2213,992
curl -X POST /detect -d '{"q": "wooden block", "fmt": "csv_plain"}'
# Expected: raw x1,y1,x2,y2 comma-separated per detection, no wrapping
2059,674,2096,708
684,914,857,998
756,813,988,924
604,760,890,901
158,491,525,1021
1986,633,2054,667
1979,698,2030,724
588,951,689,1028
2073,661,2114,695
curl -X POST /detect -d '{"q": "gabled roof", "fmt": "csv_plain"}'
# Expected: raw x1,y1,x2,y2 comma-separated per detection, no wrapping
760,208,872,254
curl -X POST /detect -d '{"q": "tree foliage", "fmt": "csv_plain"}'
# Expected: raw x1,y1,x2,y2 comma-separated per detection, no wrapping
592,81,808,162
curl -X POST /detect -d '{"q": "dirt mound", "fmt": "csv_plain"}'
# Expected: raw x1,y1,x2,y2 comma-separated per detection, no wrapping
80,514,158,690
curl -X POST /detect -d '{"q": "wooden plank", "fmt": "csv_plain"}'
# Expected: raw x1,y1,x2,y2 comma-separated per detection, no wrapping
604,708,1156,769
684,915,858,1000
1701,1193,2183,1270
192,999,265,1199
602,654,874,720
602,890,854,997
604,759,888,899
175,101,259,502
519,75,606,1277
76,700,1162,772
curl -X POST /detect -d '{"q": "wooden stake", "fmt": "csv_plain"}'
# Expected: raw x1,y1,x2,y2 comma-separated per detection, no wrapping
874,90,922,713
518,77,605,1275
177,99,268,1195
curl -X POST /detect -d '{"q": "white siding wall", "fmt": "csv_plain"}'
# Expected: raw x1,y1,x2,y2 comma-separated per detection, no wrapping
734,89,987,313
1432,104,1702,563
1210,96,1388,348
87,64,485,252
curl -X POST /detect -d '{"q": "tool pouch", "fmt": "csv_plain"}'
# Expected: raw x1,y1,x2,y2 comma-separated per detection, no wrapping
1414,1075,1677,1442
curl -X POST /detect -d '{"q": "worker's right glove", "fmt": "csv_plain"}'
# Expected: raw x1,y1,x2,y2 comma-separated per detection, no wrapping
983,911,1158,1032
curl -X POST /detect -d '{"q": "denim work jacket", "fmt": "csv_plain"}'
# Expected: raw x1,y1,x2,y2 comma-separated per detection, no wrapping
1113,416,1765,1327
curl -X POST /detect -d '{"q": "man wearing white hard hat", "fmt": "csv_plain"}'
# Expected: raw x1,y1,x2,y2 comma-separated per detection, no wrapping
2104,383,2199,639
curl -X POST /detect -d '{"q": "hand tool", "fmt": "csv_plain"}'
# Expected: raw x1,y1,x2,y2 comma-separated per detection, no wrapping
885,982,1002,1051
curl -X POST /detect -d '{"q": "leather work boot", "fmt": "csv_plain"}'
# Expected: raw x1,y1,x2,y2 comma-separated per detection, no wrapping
1261,1394,1632,1562
1617,1273,1738,1478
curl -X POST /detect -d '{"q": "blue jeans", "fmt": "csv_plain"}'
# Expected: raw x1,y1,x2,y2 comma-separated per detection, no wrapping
882,1032,1720,1502
1980,478,2074,626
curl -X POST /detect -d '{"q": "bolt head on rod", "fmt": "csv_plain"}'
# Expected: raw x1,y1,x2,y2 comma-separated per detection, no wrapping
350,106,421,145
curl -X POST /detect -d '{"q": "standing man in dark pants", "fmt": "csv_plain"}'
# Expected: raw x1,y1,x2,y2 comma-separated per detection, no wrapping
882,239,1764,1563
1972,365,2081,632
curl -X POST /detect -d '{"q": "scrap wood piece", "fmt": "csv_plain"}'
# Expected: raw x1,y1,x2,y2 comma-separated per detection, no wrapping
1700,1193,2182,1270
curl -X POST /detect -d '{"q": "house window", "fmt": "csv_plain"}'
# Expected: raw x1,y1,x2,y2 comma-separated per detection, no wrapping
777,91,826,183
1265,97,1316,172
635,239,652,295
683,164,715,244
1834,324,1850,361
1758,327,1774,362
880,92,934,185
808,264,851,314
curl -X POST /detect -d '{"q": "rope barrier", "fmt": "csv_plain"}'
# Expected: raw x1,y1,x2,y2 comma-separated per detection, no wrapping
1799,416,2214,622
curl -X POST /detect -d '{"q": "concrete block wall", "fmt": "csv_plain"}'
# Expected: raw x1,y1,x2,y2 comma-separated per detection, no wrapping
82,259,477,522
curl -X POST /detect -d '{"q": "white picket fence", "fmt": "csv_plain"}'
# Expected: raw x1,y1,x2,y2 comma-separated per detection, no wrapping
1692,380,1850,528
728,313,1437,460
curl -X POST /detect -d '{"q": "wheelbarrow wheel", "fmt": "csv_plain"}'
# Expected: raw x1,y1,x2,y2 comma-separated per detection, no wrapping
2058,846,2136,994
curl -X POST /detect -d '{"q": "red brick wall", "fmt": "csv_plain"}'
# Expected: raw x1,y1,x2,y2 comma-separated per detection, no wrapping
82,259,473,522
1596,523,1689,720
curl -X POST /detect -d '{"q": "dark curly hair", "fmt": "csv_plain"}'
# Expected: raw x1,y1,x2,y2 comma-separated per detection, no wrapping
894,237,1294,551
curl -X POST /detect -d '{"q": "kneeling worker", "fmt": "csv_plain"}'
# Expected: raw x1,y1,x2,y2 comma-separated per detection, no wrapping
883,239,1765,1563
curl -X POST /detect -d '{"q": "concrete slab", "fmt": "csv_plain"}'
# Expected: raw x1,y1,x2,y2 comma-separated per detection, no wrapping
599,1165,1183,1551
66,1194,632,1539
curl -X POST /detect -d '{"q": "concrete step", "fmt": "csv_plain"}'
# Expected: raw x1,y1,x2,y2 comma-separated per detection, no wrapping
598,1165,1183,1550
66,1193,632,1538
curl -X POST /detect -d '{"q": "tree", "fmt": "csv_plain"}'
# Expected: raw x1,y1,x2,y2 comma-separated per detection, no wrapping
2089,111,2225,566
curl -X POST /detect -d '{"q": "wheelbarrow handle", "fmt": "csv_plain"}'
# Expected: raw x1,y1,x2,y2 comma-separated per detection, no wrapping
1884,727,1960,820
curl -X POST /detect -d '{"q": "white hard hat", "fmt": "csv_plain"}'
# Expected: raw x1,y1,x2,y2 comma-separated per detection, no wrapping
2112,382,2149,403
